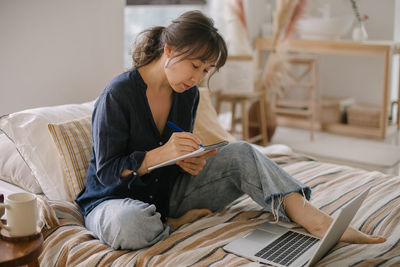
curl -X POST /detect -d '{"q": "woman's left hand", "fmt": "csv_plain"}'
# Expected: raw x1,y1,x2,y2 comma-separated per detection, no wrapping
176,149,217,175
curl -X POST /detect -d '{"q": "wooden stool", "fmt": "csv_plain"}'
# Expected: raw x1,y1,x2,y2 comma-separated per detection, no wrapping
272,55,319,141
215,90,268,146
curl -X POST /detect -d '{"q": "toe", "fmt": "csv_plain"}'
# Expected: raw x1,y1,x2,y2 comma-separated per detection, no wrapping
371,235,386,244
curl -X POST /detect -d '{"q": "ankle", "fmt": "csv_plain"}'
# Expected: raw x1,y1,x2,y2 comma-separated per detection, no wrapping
306,216,332,238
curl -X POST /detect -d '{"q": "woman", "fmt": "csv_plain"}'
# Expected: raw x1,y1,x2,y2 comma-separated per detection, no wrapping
75,10,385,251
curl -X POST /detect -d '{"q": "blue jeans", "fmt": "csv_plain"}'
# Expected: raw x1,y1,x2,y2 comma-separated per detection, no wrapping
85,141,311,250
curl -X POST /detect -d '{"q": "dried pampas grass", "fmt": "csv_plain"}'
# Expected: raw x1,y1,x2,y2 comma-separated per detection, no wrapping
284,0,307,40
272,0,296,49
260,43,290,95
260,0,307,94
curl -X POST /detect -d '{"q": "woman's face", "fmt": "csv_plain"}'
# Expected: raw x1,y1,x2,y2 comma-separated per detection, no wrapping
164,46,215,93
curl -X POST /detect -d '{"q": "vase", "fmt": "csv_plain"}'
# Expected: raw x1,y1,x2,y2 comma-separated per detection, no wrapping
352,22,368,41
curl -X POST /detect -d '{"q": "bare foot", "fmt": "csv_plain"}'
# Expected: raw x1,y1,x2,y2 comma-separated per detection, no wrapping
284,193,386,244
166,209,212,231
300,212,386,244
340,227,386,244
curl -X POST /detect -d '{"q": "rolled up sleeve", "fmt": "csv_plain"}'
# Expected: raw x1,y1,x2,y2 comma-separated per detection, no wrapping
92,91,146,186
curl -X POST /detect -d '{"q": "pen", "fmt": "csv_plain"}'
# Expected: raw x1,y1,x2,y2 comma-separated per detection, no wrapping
167,121,204,147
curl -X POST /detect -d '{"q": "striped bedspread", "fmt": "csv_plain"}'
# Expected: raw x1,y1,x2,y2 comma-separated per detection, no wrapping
37,155,400,266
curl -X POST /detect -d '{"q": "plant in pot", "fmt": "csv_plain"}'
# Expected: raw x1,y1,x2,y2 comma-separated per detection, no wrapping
249,0,307,143
350,0,368,41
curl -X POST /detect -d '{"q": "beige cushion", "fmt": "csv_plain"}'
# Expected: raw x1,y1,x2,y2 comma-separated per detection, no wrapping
194,87,236,145
0,101,95,201
48,116,92,200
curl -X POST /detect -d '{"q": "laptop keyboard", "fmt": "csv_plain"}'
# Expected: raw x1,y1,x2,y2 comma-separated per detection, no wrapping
254,231,319,266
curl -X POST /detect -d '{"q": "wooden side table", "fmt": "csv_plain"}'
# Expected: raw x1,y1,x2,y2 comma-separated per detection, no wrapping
215,90,268,146
0,232,43,267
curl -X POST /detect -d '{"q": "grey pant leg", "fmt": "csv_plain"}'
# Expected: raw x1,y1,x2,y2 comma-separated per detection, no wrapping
169,141,311,222
85,198,171,250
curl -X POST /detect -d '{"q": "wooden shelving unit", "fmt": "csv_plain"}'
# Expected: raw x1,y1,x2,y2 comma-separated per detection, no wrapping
255,38,400,139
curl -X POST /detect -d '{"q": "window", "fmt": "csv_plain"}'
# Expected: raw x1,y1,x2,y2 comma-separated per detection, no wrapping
124,1,207,69
127,0,205,4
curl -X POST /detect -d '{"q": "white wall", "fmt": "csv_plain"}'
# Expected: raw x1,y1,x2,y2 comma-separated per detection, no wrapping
0,0,125,116
318,0,399,109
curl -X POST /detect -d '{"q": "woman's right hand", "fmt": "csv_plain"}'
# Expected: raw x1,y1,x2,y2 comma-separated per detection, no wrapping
136,132,202,175
160,132,202,160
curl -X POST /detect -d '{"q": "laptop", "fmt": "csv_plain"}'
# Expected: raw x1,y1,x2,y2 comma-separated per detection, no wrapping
223,188,370,267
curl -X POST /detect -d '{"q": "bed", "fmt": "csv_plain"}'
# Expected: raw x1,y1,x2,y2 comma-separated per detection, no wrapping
1,88,400,266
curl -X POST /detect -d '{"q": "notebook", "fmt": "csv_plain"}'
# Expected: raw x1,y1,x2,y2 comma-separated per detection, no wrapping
223,188,371,267
148,140,228,171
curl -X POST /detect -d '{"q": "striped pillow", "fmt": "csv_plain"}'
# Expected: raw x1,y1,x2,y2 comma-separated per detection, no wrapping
48,116,92,200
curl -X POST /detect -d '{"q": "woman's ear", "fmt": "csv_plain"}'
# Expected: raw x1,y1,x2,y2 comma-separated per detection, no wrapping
164,44,175,68
164,44,173,58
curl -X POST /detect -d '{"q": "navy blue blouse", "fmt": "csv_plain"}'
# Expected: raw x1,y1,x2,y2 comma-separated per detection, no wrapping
75,69,199,221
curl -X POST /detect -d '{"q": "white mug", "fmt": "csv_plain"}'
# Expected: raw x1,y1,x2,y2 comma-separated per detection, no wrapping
0,192,42,237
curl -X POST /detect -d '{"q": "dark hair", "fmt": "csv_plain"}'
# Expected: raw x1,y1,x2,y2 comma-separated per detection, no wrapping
132,10,227,86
